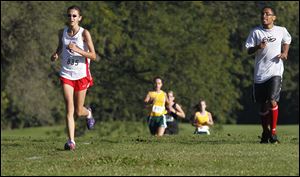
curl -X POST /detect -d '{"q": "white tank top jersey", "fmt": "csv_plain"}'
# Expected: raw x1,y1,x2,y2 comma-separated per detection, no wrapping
60,26,91,80
245,25,292,84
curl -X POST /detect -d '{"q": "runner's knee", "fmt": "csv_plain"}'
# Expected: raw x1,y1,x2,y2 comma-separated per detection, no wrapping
269,100,277,108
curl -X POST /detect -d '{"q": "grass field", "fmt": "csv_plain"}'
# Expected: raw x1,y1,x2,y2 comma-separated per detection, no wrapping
1,121,299,176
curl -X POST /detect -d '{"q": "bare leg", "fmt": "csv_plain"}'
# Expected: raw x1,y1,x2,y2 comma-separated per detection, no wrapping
157,127,166,137
62,84,75,142
74,89,89,118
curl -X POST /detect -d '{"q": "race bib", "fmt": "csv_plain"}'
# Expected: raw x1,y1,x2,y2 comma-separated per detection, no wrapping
165,115,174,122
152,105,164,114
64,56,82,70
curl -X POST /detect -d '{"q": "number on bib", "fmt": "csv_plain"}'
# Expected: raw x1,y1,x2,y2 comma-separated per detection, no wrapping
152,105,164,114
67,58,79,66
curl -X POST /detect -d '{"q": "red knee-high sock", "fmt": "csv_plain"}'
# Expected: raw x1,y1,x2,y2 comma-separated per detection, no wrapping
270,106,278,135
260,110,270,133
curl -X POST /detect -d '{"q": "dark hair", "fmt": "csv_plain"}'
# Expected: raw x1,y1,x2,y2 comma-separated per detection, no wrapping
67,5,82,16
153,76,163,84
261,6,276,16
194,99,206,111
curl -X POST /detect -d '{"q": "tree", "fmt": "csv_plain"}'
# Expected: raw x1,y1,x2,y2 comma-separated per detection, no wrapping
1,1,298,129
1,1,67,128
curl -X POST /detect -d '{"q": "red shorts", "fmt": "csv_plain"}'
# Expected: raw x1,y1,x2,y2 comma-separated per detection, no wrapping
60,76,93,92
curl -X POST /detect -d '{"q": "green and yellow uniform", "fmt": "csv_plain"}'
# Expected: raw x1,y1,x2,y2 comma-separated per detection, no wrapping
147,91,167,135
148,91,167,116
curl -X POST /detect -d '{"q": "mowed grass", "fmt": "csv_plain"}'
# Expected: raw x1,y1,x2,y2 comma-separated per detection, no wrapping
1,121,299,176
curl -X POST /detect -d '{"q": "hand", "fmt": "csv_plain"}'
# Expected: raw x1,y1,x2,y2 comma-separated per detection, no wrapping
51,53,58,61
167,105,174,112
277,53,288,60
152,97,157,104
68,42,78,53
258,41,267,49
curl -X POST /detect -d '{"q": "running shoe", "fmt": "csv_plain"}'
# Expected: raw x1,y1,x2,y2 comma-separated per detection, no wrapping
260,131,270,144
86,107,95,130
64,141,76,150
269,134,280,144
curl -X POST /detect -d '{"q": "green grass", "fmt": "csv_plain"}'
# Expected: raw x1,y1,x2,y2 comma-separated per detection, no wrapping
1,121,299,176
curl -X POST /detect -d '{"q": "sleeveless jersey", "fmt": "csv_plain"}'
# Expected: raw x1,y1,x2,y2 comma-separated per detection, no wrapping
194,111,209,125
148,91,167,117
60,26,92,80
166,102,178,122
245,25,292,83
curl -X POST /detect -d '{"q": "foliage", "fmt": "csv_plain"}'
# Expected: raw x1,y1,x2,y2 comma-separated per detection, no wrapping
1,1,67,128
1,1,299,129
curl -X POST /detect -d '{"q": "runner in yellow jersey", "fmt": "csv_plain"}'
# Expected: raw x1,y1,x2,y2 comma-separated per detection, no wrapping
193,99,214,135
144,76,168,136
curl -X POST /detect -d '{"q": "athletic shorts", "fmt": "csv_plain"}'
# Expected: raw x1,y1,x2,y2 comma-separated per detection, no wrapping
194,126,210,135
164,121,179,135
60,76,93,92
148,115,167,135
253,76,282,104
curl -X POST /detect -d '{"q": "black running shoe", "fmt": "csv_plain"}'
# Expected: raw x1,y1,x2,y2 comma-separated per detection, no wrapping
260,131,270,144
260,137,269,144
269,134,280,144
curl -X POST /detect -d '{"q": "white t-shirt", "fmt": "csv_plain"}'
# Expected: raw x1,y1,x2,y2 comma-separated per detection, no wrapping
245,25,292,83
60,26,91,80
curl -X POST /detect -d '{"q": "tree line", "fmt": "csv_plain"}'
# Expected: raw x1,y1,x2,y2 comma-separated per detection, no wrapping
1,1,299,129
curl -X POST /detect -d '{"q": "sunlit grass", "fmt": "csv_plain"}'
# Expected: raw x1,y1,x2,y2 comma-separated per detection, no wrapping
1,122,299,176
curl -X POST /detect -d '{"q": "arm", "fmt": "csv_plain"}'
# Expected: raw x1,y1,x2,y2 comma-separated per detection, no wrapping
207,112,214,126
68,29,97,60
174,104,185,119
144,92,151,104
50,29,63,61
277,44,290,60
144,92,153,110
247,41,267,55
192,113,199,127
165,92,170,106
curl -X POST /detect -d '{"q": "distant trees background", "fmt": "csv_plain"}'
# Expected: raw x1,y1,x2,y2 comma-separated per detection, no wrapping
1,1,298,129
